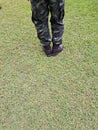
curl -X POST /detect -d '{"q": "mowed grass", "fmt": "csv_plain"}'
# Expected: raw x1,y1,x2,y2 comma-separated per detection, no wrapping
0,0,98,129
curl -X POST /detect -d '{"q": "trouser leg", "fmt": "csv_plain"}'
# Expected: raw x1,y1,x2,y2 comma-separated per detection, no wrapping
31,0,51,46
49,0,64,44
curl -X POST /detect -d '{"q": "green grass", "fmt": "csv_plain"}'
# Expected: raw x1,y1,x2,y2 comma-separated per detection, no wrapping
0,0,98,129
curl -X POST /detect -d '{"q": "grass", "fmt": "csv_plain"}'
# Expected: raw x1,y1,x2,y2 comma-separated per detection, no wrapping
0,0,98,129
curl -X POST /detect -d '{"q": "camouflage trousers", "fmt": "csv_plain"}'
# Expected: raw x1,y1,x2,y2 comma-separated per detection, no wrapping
30,0,64,46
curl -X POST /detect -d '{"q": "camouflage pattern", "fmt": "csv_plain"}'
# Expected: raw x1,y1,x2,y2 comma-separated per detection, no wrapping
30,0,64,46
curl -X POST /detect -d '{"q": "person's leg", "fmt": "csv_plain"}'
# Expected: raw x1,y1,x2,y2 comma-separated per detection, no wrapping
31,0,51,47
49,0,64,55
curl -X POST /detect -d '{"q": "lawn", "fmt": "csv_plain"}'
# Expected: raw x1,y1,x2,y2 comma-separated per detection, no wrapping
0,0,98,130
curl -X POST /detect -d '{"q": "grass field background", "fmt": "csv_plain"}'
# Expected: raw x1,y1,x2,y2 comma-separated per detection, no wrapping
0,0,98,129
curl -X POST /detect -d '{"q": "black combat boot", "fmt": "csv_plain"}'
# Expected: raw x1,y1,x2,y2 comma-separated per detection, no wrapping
52,43,63,56
42,44,51,57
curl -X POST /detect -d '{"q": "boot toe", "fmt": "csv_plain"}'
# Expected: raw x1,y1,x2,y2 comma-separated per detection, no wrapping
42,45,52,57
52,44,63,56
